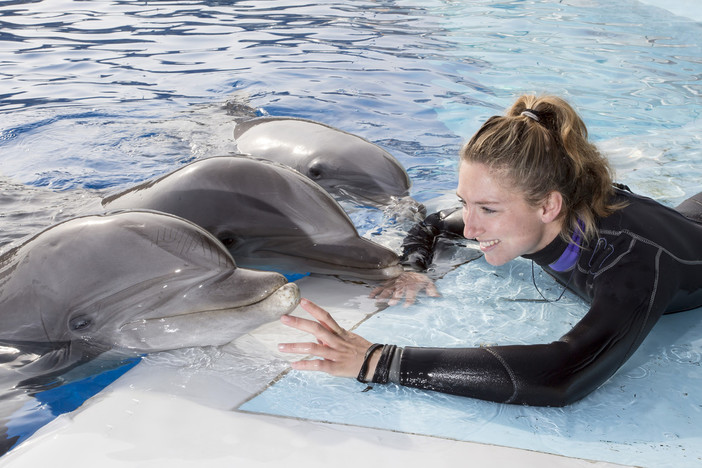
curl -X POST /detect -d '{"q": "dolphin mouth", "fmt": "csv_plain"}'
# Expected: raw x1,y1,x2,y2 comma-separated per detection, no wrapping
121,282,300,326
334,185,408,206
116,283,301,352
241,249,403,280
318,263,403,280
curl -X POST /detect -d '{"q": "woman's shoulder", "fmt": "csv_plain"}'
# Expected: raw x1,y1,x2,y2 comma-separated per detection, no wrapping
597,186,702,252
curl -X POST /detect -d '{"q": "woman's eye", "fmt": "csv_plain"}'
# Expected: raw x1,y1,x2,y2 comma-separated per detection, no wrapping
481,207,496,214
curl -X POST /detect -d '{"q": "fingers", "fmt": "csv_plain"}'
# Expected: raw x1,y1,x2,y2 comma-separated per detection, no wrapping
370,277,404,302
396,285,417,307
278,299,374,379
372,272,441,307
289,358,335,373
369,286,382,299
277,340,339,360
370,284,395,300
425,281,440,297
299,298,345,335
369,281,394,299
279,313,345,348
276,345,338,375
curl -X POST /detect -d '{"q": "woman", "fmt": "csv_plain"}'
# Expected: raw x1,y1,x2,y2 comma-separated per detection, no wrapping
278,95,702,406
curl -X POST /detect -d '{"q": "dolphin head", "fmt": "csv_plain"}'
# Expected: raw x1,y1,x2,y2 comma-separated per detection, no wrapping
234,117,413,206
103,156,403,281
0,211,300,353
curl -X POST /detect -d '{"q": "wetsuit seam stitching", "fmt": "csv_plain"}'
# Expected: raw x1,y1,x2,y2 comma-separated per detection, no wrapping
483,347,519,404
599,229,702,265
625,248,661,360
590,237,636,278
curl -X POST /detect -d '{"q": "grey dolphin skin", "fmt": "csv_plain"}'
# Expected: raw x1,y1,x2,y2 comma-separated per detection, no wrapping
233,117,414,207
0,210,299,454
103,156,403,280
0,210,300,360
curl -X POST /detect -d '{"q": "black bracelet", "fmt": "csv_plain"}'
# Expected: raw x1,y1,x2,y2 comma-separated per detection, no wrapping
356,343,383,384
371,344,397,384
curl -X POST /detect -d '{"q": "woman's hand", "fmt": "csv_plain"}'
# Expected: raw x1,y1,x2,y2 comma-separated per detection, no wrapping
370,271,440,306
278,298,379,380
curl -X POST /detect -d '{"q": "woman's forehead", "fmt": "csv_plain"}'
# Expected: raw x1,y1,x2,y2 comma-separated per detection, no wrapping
457,162,523,203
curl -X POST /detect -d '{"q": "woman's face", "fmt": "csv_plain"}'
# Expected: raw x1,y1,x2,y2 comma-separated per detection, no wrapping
457,162,562,266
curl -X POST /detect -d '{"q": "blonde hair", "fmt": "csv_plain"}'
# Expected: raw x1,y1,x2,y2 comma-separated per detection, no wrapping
461,95,623,243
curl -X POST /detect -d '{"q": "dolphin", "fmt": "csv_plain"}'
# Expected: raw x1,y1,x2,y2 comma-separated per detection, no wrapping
0,210,300,362
233,117,422,214
102,156,403,281
0,210,299,454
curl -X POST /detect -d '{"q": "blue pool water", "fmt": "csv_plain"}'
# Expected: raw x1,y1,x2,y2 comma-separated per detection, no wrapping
0,0,701,463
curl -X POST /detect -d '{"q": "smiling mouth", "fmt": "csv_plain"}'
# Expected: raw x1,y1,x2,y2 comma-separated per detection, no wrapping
479,239,500,250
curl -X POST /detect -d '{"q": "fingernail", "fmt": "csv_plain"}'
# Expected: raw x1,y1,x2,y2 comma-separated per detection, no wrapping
280,315,292,323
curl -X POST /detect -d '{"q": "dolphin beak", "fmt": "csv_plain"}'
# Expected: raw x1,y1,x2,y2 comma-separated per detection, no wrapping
258,237,403,281
181,267,291,310
115,275,301,352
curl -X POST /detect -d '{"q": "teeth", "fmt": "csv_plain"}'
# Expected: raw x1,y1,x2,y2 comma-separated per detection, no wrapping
480,239,500,248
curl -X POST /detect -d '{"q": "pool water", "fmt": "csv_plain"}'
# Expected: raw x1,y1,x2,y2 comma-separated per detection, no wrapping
0,0,700,464
242,259,702,467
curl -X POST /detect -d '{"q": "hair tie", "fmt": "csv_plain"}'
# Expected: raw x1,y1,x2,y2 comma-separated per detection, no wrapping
521,109,540,122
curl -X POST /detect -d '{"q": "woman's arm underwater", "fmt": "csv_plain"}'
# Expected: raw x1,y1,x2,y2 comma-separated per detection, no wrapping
371,207,465,306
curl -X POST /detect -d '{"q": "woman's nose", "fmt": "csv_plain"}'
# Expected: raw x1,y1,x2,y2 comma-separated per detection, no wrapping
462,207,480,239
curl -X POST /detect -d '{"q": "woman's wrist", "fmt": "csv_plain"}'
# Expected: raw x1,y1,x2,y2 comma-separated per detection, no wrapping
356,344,404,386
356,343,383,383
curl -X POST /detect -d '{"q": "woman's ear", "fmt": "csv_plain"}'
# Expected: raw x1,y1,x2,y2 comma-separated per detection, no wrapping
540,191,563,223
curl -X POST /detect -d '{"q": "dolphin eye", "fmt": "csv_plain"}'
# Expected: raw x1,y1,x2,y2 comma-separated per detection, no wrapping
214,230,237,249
70,316,92,331
308,163,323,180
219,236,236,248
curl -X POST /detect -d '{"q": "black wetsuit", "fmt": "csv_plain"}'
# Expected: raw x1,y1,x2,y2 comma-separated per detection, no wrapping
386,188,702,406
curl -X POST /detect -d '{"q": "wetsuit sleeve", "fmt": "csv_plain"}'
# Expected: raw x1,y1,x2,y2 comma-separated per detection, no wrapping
394,246,678,406
400,207,465,271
